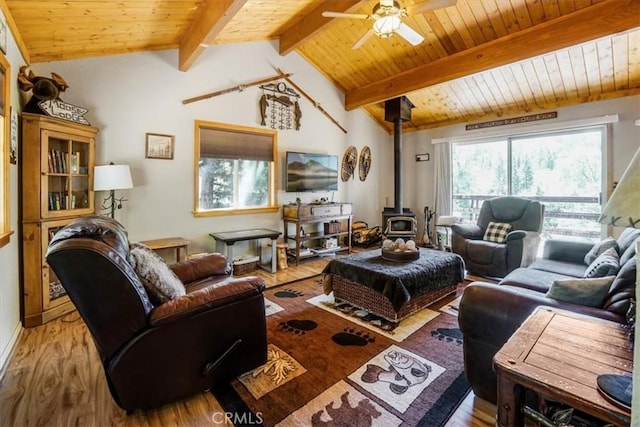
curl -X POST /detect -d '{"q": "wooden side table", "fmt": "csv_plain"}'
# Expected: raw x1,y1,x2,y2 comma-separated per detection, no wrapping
139,237,190,262
493,307,632,427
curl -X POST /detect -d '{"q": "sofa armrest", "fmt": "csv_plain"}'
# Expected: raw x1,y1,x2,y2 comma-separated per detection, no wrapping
149,276,265,326
451,223,483,239
542,239,593,264
461,282,624,337
170,253,231,283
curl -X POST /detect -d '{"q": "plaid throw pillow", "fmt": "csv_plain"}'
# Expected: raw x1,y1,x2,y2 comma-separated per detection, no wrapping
483,222,512,243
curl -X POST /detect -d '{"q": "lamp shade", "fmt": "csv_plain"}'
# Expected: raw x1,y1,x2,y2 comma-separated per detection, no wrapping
598,147,640,228
94,164,133,191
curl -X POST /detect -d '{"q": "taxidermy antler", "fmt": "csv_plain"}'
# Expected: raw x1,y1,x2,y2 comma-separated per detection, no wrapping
18,65,69,99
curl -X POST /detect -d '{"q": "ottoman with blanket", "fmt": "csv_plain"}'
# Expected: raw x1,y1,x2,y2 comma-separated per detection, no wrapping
322,248,465,322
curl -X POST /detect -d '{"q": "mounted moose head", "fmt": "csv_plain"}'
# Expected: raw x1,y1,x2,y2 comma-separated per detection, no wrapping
18,66,69,114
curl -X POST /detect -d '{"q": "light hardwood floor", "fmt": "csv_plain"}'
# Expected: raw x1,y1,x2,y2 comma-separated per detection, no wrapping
0,251,497,426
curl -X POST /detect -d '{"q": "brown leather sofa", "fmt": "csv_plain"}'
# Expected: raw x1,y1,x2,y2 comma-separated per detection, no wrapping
46,216,268,412
458,227,639,403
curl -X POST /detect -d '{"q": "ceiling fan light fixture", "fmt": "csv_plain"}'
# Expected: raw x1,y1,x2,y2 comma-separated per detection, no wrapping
373,15,401,38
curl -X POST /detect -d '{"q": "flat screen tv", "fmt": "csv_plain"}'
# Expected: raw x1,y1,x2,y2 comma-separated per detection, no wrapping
285,151,339,192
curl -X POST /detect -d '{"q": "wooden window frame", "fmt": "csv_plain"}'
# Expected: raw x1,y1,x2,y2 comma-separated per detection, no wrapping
0,54,11,248
193,120,278,217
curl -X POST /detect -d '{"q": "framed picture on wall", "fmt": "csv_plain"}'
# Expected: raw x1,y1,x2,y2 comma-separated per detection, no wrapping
9,107,17,164
0,20,6,54
145,133,174,160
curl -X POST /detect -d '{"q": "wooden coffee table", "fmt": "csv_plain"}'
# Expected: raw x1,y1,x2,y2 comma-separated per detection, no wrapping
493,307,632,427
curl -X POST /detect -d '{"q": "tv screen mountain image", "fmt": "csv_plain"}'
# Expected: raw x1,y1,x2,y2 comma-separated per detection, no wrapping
286,151,339,192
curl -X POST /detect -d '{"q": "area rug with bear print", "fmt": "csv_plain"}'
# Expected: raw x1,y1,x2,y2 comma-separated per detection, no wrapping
212,276,468,427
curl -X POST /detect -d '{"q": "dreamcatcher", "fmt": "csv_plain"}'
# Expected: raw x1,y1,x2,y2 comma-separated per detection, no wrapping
341,146,357,181
358,146,371,181
258,81,302,130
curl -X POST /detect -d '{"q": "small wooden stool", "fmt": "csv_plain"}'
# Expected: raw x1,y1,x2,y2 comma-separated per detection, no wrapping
276,243,289,270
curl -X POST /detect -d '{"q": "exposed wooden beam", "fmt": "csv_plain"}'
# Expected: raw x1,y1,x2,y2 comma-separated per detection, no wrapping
178,0,248,72
279,0,367,56
345,0,640,110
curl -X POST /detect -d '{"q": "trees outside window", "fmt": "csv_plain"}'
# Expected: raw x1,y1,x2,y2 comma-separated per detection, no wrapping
452,127,605,241
194,121,277,216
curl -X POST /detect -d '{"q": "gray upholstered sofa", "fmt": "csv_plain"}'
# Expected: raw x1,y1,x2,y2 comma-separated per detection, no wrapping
451,196,544,278
458,227,639,403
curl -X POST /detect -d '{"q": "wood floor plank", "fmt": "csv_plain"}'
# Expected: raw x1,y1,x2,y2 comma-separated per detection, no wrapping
0,248,498,426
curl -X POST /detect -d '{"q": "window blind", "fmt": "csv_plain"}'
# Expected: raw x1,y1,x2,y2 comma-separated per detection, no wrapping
200,127,273,161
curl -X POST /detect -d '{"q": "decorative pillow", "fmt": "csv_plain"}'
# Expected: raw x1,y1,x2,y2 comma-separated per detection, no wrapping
545,276,615,308
584,236,618,265
584,247,620,278
483,222,512,243
129,243,186,305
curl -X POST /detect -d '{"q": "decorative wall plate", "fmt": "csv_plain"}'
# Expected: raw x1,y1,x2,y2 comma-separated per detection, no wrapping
341,145,357,182
358,146,371,181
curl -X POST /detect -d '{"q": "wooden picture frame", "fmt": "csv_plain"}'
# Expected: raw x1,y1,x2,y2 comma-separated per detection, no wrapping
145,133,174,160
0,20,6,55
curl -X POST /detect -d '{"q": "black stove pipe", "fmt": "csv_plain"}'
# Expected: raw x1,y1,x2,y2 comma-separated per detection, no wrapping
393,117,403,214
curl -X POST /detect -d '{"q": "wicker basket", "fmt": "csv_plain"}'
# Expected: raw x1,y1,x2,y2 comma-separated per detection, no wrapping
232,256,259,275
331,274,457,323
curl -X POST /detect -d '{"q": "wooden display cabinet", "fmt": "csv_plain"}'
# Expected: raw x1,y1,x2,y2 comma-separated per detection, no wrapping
21,113,98,327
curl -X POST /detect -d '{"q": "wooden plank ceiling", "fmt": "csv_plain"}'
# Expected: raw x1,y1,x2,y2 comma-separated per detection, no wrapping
5,0,640,133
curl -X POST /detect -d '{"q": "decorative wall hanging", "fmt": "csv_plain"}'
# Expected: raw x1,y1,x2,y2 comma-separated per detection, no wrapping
358,146,371,181
275,68,347,134
341,145,357,182
465,112,557,130
18,66,90,125
258,81,301,130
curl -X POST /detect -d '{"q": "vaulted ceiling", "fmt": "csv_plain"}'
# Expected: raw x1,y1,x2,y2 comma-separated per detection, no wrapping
5,0,640,133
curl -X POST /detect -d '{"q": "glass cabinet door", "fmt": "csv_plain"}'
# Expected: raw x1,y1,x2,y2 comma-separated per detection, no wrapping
41,130,94,218
41,218,75,310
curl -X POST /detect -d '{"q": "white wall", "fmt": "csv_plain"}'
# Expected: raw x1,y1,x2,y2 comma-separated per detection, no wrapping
394,95,640,236
30,41,389,257
0,16,29,374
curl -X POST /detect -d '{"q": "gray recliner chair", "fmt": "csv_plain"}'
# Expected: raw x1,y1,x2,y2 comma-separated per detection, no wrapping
451,196,545,278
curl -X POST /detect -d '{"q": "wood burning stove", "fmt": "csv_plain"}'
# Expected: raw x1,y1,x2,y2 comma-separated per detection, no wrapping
381,96,417,241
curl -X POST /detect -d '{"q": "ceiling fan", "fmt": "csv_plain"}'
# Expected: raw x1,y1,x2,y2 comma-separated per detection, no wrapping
322,0,457,49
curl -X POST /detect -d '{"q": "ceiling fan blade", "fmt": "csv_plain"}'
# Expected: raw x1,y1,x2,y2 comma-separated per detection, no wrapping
352,29,375,49
396,23,424,46
406,0,458,15
322,11,369,19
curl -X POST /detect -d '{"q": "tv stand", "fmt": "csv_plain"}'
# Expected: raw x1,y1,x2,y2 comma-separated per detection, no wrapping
283,202,352,265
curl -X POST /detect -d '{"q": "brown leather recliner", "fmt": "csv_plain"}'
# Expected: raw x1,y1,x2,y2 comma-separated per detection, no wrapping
45,216,268,412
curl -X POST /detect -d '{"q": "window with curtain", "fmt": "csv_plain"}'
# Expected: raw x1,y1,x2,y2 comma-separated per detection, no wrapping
451,126,606,241
0,54,11,248
194,121,278,216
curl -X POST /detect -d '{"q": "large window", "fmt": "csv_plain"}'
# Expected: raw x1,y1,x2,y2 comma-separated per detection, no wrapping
452,126,605,241
0,55,11,248
194,121,278,216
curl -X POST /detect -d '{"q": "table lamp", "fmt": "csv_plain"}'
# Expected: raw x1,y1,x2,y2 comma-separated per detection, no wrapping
94,163,133,218
596,145,639,411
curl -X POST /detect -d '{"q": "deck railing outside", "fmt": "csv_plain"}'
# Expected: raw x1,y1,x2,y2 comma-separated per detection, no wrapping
452,195,601,241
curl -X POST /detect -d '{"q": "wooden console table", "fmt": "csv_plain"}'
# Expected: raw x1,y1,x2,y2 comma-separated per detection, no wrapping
140,237,190,262
283,202,352,265
494,307,632,427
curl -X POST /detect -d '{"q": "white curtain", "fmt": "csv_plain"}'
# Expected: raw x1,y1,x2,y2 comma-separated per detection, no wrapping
434,141,452,219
